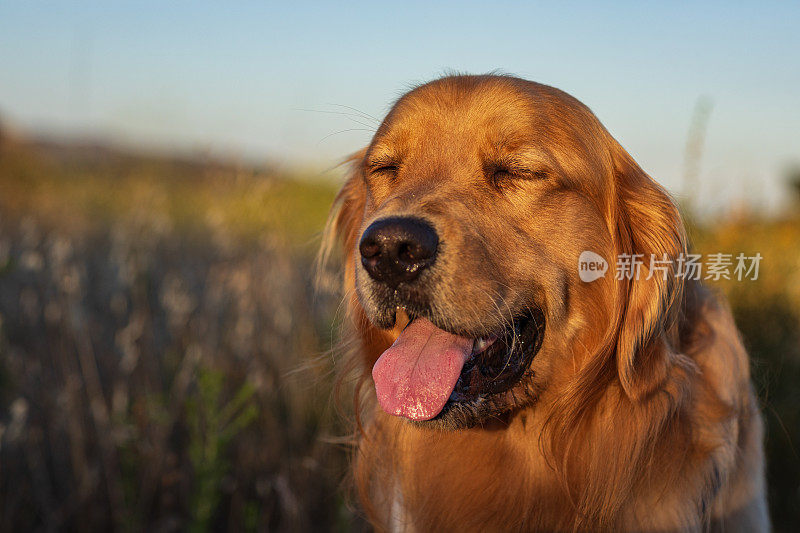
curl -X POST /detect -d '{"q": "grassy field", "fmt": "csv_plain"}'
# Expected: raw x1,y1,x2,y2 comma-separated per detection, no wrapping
1,130,798,531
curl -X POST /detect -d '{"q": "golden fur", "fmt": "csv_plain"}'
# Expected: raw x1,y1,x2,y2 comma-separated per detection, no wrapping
321,74,768,531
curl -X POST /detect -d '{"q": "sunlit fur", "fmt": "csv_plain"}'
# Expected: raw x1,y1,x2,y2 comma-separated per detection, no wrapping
320,74,768,531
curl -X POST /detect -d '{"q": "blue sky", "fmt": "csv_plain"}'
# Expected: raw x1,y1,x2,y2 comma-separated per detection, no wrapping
1,1,798,212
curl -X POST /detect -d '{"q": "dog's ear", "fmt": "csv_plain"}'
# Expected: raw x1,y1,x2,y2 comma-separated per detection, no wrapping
611,142,687,401
316,149,367,293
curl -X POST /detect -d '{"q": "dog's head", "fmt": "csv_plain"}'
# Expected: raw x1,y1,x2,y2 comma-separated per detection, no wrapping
323,75,685,429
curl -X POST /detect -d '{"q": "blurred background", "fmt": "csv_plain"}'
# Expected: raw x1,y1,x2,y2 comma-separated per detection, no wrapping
0,1,798,531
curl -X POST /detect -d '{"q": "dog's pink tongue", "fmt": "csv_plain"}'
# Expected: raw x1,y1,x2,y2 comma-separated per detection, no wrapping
372,318,472,421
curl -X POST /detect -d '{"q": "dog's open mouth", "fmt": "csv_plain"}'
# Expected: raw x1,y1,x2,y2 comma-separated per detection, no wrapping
372,309,545,422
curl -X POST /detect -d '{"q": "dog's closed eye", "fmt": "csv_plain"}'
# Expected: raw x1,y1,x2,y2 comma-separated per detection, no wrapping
367,158,400,179
484,162,550,190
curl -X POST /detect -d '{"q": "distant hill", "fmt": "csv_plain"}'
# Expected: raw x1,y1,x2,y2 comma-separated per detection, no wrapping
0,124,337,246
0,119,278,181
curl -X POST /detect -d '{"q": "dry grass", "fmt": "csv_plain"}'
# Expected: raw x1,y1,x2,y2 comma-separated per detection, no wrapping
0,136,361,531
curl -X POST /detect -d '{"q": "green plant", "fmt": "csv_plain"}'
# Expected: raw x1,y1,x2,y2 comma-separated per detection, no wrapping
186,368,259,532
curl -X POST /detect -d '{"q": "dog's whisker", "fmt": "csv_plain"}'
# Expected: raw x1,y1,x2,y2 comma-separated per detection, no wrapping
317,128,375,144
294,106,379,128
325,102,382,123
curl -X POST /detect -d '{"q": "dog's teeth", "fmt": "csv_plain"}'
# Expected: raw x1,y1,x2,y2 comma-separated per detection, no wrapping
471,335,499,355
473,337,490,353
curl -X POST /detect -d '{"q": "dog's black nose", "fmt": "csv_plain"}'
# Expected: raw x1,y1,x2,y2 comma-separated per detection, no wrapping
359,217,439,288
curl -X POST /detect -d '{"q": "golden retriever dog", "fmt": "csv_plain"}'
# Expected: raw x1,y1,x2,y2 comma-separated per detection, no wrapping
320,74,768,531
